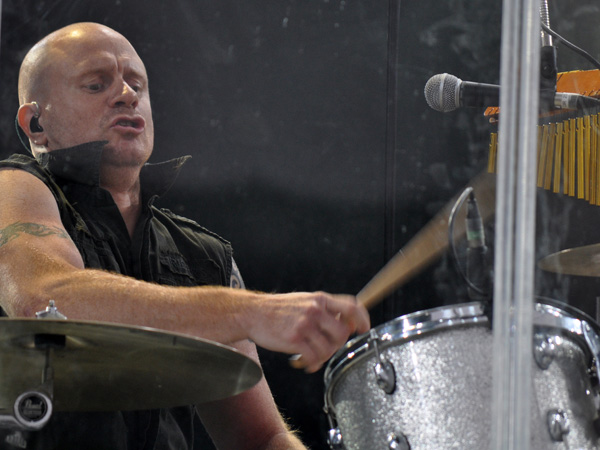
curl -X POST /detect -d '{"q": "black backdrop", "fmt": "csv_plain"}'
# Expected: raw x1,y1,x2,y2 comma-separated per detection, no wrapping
2,1,600,448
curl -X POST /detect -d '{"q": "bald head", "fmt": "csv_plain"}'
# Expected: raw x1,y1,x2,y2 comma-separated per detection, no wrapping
16,21,154,161
18,23,142,104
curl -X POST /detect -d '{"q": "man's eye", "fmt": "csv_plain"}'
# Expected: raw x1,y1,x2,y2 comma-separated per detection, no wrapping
86,84,103,92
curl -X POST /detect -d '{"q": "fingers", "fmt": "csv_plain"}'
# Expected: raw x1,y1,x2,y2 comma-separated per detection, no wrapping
244,290,371,372
321,293,371,335
287,319,345,373
296,329,336,373
288,293,371,373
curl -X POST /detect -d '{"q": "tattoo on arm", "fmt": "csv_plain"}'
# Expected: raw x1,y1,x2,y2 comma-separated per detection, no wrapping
0,222,70,248
230,258,246,289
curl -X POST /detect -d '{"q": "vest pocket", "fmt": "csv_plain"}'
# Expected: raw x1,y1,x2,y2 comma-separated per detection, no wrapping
157,253,225,287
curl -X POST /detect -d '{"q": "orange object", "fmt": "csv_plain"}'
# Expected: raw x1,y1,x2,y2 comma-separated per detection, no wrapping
484,69,600,120
486,70,600,206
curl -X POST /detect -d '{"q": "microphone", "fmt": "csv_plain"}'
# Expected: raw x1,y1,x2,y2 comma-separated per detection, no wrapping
465,192,490,300
424,73,498,112
424,73,600,112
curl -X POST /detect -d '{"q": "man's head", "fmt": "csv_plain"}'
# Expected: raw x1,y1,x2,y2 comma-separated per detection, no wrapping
17,22,154,167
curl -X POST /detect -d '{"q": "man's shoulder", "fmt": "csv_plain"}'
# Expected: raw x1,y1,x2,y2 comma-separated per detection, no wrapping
0,152,38,166
0,153,49,181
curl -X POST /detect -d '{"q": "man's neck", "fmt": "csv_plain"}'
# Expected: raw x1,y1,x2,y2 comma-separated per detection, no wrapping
100,165,143,237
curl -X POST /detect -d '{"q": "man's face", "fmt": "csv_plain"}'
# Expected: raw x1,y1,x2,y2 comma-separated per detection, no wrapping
37,27,154,167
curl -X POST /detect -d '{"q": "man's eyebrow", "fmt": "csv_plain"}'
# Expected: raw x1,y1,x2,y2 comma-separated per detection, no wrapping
74,57,147,82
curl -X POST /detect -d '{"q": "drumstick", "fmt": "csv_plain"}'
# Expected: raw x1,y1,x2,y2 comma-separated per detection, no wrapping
289,169,496,369
356,170,495,309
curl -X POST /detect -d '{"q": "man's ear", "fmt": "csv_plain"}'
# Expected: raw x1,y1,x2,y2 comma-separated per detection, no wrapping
17,102,47,147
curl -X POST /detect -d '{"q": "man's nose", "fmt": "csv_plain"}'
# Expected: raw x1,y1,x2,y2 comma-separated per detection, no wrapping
111,81,138,108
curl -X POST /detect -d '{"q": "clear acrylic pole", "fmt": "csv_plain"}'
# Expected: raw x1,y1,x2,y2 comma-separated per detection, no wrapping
491,0,541,448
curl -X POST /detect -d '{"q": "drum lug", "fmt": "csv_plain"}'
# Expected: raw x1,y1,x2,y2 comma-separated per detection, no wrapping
327,427,344,449
547,409,570,442
533,333,557,370
387,432,410,449
375,360,396,395
370,330,396,394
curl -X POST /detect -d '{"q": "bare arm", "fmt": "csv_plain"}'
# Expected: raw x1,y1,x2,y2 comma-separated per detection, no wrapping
0,169,369,372
198,339,307,450
199,261,306,449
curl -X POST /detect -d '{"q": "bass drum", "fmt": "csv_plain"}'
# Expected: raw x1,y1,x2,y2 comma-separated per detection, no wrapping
324,301,600,449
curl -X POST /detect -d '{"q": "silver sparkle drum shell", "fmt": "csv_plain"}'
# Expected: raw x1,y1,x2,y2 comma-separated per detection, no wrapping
323,302,600,450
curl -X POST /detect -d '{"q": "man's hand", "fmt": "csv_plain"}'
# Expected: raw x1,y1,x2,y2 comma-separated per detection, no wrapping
237,291,370,373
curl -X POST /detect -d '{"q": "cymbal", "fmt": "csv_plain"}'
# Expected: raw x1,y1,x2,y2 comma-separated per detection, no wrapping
0,318,262,413
538,243,600,276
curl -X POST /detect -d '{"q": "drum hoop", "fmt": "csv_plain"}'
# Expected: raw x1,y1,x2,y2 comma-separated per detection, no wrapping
323,302,484,393
324,300,599,399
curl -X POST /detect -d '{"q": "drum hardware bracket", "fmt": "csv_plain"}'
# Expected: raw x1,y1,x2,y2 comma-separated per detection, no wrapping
581,319,600,432
35,300,67,320
533,333,557,370
12,390,53,431
3,430,27,448
0,387,54,434
387,432,410,450
547,409,570,442
370,329,396,395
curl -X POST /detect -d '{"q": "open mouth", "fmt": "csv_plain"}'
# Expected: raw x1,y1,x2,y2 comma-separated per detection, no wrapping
112,116,145,131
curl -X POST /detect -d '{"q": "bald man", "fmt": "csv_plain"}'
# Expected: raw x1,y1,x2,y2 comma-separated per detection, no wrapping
0,22,369,449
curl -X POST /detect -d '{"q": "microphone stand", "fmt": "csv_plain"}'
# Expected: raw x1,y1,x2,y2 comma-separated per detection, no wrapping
539,0,557,111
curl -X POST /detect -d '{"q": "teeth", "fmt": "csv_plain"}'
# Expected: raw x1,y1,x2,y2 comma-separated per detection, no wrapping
117,120,135,127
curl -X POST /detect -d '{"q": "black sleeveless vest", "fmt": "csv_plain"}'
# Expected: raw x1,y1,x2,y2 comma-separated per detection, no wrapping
0,143,232,449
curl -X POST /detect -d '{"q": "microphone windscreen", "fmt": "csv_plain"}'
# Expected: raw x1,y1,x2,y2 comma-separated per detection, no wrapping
424,73,461,112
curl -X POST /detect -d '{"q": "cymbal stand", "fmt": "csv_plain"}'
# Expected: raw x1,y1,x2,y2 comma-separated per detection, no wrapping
1,301,66,443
